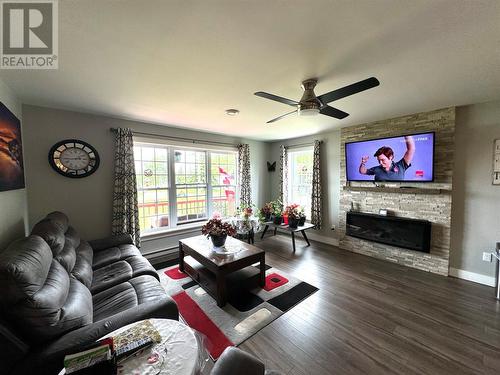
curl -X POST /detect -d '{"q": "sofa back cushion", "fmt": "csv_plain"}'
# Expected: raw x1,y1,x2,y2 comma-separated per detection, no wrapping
31,217,66,256
0,236,93,343
31,212,93,287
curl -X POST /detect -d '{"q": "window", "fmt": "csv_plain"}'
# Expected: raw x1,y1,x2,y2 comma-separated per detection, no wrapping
134,142,237,235
210,152,237,217
287,148,314,218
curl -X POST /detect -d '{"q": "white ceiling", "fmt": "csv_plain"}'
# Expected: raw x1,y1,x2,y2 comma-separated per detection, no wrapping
1,0,499,141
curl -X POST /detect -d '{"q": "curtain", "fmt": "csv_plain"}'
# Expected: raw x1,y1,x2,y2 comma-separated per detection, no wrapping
112,128,140,247
238,144,252,207
279,145,288,207
311,140,322,229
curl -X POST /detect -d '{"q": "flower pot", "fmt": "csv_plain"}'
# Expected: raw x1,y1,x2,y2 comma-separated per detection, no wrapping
288,217,299,229
273,216,282,225
298,216,306,226
210,234,227,247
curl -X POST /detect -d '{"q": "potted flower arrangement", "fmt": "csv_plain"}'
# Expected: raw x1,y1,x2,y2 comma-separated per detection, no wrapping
298,207,306,226
284,203,301,229
270,199,283,225
259,202,273,222
201,215,236,247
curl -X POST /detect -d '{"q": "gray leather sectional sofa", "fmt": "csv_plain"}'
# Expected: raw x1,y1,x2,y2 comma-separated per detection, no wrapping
0,211,281,375
0,211,178,375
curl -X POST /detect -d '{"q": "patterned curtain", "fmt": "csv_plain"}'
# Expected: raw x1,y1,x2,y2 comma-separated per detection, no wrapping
112,128,140,247
311,140,322,229
279,145,288,207
238,144,252,207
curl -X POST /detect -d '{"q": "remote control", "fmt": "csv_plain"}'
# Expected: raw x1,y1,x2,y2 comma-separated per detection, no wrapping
115,337,154,360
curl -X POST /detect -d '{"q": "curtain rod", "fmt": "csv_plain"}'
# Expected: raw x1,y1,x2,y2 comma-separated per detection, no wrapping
109,128,239,147
284,140,323,148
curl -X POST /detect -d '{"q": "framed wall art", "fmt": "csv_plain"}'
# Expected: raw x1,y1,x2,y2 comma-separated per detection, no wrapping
0,102,24,192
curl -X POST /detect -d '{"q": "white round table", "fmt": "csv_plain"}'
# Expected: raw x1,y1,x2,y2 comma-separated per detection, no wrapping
107,319,199,375
59,319,199,375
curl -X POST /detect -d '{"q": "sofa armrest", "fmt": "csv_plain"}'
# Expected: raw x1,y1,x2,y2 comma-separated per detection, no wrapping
11,298,178,375
211,347,266,375
89,233,134,252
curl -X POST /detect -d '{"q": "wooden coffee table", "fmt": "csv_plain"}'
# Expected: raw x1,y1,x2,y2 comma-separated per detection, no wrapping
179,235,265,307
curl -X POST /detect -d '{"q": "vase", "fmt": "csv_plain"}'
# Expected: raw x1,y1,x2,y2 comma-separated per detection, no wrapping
288,217,299,229
265,213,271,222
210,234,227,247
273,216,282,225
298,216,306,226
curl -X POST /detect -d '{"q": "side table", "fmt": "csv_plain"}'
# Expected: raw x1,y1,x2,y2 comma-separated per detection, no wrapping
59,319,200,375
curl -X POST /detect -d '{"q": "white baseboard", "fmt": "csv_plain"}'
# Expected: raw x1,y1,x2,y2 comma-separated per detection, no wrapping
449,267,496,287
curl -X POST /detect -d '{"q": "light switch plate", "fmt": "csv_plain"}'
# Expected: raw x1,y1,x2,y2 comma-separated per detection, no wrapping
494,172,500,185
494,153,500,172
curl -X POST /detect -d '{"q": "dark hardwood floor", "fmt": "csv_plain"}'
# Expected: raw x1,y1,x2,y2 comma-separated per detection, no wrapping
203,233,500,374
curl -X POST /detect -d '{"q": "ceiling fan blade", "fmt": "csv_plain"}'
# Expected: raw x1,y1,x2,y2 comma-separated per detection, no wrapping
254,91,299,107
317,77,380,104
267,110,297,124
319,105,349,119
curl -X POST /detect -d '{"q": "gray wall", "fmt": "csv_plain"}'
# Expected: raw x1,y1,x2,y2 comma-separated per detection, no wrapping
0,79,28,249
22,105,269,256
451,101,500,278
268,130,341,243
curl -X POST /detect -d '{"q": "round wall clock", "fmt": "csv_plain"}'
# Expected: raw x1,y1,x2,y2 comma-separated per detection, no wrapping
48,139,100,178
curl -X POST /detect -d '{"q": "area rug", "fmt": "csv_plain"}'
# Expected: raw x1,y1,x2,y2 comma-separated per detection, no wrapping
158,263,318,359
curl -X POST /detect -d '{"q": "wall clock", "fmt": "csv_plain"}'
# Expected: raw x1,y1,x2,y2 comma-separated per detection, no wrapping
48,139,100,178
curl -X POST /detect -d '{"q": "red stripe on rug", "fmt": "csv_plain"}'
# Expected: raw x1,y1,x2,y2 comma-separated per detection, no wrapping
164,266,188,280
172,291,234,359
264,273,289,291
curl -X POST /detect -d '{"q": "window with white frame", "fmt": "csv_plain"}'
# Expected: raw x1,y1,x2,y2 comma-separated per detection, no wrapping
287,148,314,218
134,142,237,235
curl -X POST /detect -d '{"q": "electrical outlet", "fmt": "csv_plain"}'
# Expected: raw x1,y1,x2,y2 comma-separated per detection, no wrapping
482,252,492,262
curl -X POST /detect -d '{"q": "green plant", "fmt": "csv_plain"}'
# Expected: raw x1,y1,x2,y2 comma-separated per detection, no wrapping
270,199,283,217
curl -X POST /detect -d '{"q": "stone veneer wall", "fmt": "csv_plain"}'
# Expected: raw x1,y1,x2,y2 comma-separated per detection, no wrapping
339,107,455,276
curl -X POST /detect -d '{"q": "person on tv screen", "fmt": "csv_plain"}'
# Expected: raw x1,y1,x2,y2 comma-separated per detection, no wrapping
358,135,415,181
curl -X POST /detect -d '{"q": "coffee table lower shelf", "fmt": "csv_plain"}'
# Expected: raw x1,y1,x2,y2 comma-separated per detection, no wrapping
182,256,261,305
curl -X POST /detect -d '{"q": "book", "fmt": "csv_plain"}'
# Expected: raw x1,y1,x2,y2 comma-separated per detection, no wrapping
63,344,112,374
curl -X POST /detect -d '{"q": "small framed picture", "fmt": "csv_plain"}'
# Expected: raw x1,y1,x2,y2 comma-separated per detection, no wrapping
379,209,388,216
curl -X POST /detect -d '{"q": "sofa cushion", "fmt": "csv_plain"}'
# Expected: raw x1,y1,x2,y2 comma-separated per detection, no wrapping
46,211,69,232
0,236,93,343
90,260,133,294
92,244,142,269
92,275,168,322
0,236,53,304
127,255,159,280
31,218,66,256
71,241,93,288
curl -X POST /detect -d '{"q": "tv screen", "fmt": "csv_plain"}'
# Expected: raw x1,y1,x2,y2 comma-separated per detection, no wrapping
345,132,434,182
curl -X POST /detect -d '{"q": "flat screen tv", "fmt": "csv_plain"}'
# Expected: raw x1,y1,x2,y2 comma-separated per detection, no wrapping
345,132,435,182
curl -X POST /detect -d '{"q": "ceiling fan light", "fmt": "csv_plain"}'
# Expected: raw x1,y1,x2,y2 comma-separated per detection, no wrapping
298,108,320,116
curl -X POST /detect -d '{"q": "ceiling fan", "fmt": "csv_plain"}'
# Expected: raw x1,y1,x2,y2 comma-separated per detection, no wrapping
254,77,380,124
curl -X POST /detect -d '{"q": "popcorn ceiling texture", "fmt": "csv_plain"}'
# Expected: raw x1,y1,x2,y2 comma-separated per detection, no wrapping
339,107,455,276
